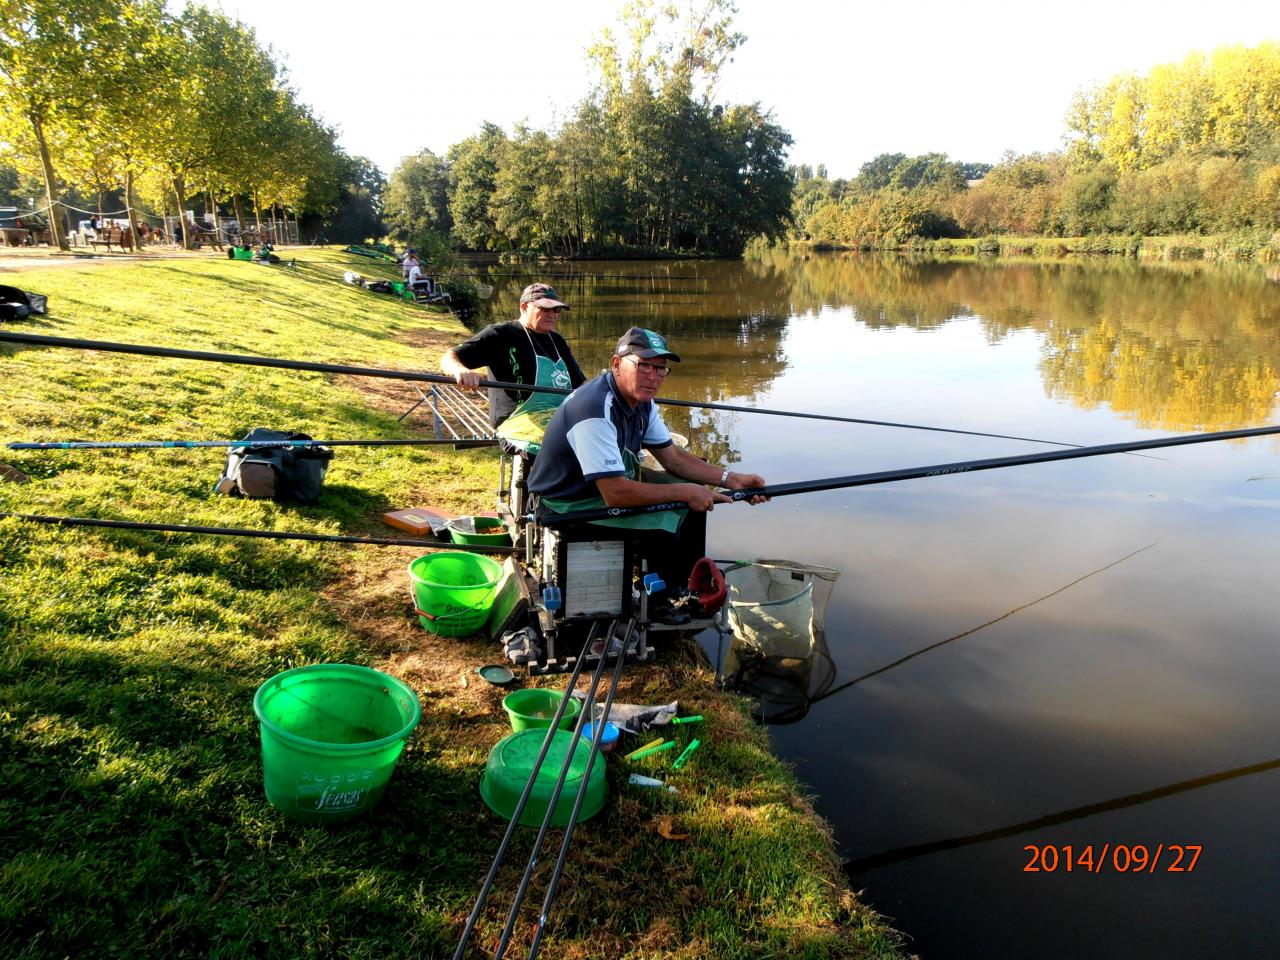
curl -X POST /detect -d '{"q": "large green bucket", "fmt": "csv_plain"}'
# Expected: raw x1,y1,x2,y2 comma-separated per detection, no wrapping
408,551,503,637
253,664,421,823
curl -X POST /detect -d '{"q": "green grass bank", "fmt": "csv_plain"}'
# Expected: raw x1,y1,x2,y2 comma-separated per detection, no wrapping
0,249,903,959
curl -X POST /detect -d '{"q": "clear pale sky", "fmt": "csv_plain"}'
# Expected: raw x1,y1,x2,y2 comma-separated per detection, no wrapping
204,0,1275,179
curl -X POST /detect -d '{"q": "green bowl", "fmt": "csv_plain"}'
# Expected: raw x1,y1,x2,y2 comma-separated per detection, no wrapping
502,688,581,732
447,516,512,547
480,728,607,826
477,664,516,686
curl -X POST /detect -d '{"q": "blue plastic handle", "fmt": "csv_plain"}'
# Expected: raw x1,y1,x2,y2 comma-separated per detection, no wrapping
642,573,666,595
542,585,562,611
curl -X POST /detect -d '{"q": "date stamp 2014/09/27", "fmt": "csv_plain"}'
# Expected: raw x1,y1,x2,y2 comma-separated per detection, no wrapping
1023,844,1202,874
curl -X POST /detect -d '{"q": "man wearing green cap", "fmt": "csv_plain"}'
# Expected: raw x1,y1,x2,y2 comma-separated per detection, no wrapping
528,327,767,593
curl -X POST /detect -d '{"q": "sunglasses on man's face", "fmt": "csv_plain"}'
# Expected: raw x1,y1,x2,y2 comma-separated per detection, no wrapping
627,357,671,377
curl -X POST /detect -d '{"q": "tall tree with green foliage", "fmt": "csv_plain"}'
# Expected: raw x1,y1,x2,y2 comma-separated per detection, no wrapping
0,0,136,249
78,0,170,248
447,122,508,250
1066,41,1280,171
322,154,385,243
380,0,790,256
384,149,452,244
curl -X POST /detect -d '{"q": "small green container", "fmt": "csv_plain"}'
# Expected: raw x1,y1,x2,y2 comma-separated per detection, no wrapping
253,664,421,823
502,688,581,732
408,551,503,637
447,515,513,547
480,728,606,827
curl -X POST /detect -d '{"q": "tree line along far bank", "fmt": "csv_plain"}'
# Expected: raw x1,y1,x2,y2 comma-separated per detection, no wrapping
4,1,1277,261
0,1,380,251
788,41,1280,254
2,0,792,259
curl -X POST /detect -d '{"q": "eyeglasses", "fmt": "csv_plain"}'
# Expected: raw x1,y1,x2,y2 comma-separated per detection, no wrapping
627,357,671,377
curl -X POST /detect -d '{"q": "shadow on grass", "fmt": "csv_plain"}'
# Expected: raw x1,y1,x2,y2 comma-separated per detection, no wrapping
0,633,488,959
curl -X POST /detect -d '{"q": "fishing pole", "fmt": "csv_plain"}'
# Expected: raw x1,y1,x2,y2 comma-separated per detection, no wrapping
492,621,632,959
802,543,1157,712
538,422,1280,527
9,438,497,451
0,331,1098,449
449,271,708,282
845,755,1280,874
452,621,608,960
0,512,515,554
525,628,632,960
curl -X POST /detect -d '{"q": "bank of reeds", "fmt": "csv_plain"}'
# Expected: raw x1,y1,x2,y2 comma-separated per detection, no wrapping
0,248,903,959
781,230,1280,262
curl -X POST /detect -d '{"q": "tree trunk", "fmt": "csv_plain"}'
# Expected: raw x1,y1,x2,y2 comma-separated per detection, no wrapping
124,169,141,252
232,195,247,232
252,188,262,235
30,113,68,251
172,173,192,250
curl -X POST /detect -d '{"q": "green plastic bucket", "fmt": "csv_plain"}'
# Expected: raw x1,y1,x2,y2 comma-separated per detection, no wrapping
502,688,582,732
480,728,606,826
408,551,503,637
253,663,421,822
447,515,513,547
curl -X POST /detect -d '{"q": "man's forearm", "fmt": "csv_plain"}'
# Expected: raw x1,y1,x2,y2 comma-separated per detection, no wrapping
652,444,724,486
440,349,466,376
595,476,704,508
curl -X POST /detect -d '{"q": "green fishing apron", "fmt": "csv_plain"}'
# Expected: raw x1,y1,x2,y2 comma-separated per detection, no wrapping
495,328,572,456
540,451,687,536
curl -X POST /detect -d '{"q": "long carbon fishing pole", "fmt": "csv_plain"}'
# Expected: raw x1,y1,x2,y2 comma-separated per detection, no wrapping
0,512,515,554
539,422,1280,526
805,542,1157,712
845,755,1280,874
9,438,497,451
492,621,633,959
525,628,632,960
452,622,607,960
0,331,1096,448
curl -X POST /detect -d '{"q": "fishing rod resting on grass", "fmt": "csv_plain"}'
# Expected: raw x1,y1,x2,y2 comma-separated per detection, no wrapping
0,512,515,554
491,620,631,960
452,620,620,960
9,437,497,451
0,330,1105,450
524,627,632,960
538,422,1280,526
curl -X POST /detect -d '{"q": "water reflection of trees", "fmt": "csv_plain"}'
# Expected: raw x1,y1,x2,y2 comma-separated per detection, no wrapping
471,261,796,463
752,252,1280,431
463,254,1280,436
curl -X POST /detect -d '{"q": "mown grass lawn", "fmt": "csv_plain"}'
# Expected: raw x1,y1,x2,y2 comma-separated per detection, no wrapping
0,249,903,959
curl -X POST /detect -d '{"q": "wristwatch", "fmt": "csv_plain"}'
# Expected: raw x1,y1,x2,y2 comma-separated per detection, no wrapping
720,467,731,486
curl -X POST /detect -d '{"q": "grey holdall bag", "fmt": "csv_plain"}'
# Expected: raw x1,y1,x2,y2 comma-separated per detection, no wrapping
216,429,333,504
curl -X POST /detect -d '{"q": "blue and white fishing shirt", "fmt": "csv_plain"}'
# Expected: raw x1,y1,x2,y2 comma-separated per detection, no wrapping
527,372,673,503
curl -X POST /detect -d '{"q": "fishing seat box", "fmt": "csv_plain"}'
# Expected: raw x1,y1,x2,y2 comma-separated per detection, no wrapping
540,525,636,623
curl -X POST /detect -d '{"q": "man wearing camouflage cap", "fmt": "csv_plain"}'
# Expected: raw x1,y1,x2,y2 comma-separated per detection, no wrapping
440,282,587,427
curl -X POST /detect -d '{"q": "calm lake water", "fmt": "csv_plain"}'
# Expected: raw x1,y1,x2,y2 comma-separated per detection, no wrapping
470,253,1280,958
